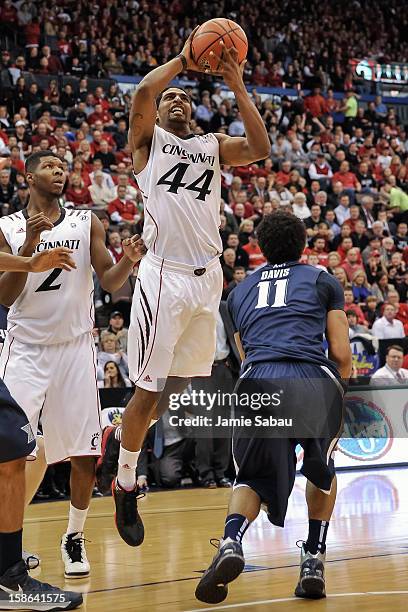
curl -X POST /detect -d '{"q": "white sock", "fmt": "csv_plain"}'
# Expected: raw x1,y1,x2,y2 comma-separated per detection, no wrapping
117,445,140,491
66,504,89,535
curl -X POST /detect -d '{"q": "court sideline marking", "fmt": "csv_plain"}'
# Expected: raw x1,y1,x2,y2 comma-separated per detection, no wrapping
183,591,408,612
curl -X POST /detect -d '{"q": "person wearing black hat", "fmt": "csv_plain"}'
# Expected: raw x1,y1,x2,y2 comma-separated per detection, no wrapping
101,311,128,352
8,183,29,215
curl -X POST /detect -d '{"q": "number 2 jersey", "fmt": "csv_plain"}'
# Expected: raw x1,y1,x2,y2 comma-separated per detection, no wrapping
0,208,94,345
135,124,223,266
227,261,345,376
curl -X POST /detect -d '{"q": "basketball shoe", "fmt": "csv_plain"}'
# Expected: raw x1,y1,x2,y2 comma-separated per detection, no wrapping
60,533,90,579
112,479,145,547
0,559,82,610
95,426,120,495
294,542,326,599
195,538,245,604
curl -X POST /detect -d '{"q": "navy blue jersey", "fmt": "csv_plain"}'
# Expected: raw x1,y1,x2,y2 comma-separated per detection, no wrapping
227,262,344,375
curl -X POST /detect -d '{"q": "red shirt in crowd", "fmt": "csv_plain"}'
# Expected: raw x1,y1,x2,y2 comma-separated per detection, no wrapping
231,201,254,219
242,243,267,269
108,198,138,222
341,261,364,282
332,171,359,189
304,94,326,118
276,169,291,185
303,247,329,267
88,110,113,125
65,187,92,206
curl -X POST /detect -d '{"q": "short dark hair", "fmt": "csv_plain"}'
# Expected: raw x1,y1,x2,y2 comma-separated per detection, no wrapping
156,86,191,107
386,344,404,355
345,309,357,317
233,266,246,273
25,150,63,173
257,211,306,265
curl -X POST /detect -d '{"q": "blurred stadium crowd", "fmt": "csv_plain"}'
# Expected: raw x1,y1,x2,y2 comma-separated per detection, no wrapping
0,0,407,494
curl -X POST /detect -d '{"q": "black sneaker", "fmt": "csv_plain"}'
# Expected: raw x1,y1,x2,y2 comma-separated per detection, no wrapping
95,426,120,495
294,542,326,599
195,538,245,604
217,478,232,488
112,478,145,547
201,479,217,489
0,559,83,610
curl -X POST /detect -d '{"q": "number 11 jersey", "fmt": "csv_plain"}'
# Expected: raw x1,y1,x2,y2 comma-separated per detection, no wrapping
135,125,223,266
0,208,94,345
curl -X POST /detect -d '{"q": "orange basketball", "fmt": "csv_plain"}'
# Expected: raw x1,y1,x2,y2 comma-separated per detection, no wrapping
191,18,248,72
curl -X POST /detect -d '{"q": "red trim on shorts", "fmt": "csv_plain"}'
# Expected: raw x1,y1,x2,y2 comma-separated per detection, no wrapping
90,333,102,429
145,206,159,254
136,259,164,385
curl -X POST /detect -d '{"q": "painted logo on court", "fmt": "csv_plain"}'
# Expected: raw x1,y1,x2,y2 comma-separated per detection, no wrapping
337,396,393,461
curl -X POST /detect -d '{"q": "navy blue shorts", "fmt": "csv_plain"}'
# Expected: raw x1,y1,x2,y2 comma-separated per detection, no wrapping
0,378,36,463
232,361,344,527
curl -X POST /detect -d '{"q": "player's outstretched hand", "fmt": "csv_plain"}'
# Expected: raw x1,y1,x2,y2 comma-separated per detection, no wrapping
25,212,54,249
122,234,146,263
208,42,246,90
29,248,77,272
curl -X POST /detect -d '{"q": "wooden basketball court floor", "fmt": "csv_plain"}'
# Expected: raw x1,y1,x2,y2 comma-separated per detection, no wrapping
24,467,408,612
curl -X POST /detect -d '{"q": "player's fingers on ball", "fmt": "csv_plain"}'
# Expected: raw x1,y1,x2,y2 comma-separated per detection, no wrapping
229,46,239,61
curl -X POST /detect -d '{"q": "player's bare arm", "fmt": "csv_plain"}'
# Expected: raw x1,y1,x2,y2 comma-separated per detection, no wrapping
212,45,270,165
0,248,76,274
0,213,54,306
234,331,246,362
129,29,201,172
326,310,353,380
90,213,146,292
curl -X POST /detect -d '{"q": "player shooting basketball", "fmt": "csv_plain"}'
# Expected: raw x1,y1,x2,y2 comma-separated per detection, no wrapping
96,28,270,546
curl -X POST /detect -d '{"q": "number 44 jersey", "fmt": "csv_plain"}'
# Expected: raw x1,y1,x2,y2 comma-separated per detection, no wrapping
0,208,94,345
135,125,223,267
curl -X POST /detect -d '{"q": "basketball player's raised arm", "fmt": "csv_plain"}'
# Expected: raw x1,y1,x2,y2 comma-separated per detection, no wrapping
90,214,146,292
212,45,270,165
128,30,202,169
326,310,352,380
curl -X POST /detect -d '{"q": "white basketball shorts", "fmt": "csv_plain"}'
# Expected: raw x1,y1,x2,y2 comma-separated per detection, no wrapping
0,332,101,464
128,251,224,392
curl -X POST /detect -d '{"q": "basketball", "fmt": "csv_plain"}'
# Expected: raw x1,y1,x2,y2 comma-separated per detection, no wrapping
191,18,248,72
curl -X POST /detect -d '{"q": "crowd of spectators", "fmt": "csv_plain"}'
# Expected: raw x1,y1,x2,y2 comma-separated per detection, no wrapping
0,0,408,496
0,0,407,90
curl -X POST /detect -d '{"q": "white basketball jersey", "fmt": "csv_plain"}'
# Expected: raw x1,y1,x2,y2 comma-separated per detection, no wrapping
136,125,223,266
0,208,94,345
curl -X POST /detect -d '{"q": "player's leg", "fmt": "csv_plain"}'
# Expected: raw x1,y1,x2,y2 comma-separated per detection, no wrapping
22,437,47,570
112,376,190,547
96,375,190,494
0,384,82,610
195,484,260,605
295,365,344,599
44,334,101,579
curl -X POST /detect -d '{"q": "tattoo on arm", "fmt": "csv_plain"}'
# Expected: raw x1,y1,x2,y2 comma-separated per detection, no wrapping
130,112,144,134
